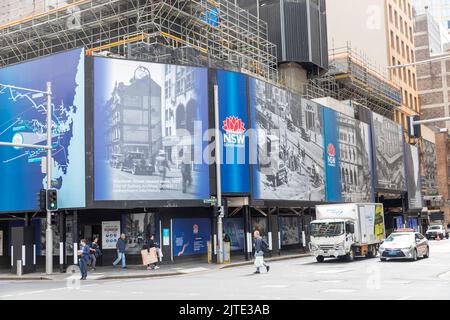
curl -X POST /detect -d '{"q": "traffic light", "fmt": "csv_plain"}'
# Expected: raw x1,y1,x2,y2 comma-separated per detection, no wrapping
46,189,58,211
37,189,46,211
408,115,421,138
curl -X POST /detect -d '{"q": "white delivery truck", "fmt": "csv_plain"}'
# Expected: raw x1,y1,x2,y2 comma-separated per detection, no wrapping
309,203,385,262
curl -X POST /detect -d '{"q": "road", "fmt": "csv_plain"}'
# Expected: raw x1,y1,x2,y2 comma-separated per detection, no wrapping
1,240,449,300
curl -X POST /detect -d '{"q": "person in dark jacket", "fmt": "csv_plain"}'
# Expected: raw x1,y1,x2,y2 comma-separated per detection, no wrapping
113,233,127,269
253,230,270,274
145,234,160,270
89,237,101,271
78,239,90,280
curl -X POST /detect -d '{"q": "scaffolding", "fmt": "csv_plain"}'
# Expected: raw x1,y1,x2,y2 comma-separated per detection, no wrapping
0,0,279,83
304,45,402,119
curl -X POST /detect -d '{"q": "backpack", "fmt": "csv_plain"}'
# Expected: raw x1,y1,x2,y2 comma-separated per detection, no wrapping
261,239,269,253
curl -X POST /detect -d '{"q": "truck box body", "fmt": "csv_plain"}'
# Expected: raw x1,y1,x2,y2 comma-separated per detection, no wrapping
315,203,385,245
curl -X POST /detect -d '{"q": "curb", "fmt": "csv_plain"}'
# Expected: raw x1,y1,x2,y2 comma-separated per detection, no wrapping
100,271,181,280
0,276,51,281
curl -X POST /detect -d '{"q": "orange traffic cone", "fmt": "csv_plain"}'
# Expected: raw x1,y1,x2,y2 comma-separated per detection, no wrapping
437,233,441,241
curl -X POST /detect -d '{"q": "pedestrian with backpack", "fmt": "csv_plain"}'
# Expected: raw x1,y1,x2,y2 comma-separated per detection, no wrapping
253,230,270,274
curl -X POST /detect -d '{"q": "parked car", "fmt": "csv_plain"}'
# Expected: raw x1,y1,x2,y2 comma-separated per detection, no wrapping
379,229,429,261
120,152,154,175
425,225,449,240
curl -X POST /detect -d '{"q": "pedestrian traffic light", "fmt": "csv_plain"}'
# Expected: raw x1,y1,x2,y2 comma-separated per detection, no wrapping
408,115,421,138
37,189,46,211
46,189,58,211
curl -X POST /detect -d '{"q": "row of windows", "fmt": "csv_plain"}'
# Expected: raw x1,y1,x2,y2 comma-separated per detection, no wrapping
390,30,415,64
388,2,414,43
391,55,417,90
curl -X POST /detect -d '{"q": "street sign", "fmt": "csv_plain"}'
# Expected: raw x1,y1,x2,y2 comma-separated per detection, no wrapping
203,197,217,205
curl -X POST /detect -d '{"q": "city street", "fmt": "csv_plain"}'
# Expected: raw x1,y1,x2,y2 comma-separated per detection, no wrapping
1,240,449,300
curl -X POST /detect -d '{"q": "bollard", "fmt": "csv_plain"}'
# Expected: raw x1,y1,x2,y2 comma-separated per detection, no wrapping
17,260,22,276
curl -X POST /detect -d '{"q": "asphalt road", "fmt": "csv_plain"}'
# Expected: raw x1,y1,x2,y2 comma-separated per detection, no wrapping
1,240,449,300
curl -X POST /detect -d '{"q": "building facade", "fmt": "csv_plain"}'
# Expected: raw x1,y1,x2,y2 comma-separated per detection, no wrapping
326,0,420,131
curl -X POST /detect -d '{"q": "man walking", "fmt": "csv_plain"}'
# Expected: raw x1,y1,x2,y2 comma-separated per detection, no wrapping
113,233,127,269
253,230,270,274
77,239,90,280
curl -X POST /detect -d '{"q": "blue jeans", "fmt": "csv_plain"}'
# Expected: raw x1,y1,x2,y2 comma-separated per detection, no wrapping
113,251,126,268
79,258,88,279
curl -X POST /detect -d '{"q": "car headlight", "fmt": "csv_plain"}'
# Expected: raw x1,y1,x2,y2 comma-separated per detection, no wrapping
379,246,385,251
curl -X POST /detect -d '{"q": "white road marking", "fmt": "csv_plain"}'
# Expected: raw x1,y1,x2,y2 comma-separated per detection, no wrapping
18,290,45,296
131,292,145,295
261,285,288,288
0,295,13,298
177,267,209,274
316,269,352,274
396,296,412,300
323,289,356,293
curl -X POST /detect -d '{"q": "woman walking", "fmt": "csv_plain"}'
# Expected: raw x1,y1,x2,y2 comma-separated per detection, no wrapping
89,237,101,271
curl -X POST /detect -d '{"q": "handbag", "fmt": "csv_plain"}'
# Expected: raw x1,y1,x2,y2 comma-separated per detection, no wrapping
254,256,264,268
156,248,163,259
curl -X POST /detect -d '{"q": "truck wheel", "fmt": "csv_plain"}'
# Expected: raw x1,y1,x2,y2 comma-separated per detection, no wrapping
366,246,377,258
446,233,449,239
316,256,324,263
346,249,355,262
380,258,387,262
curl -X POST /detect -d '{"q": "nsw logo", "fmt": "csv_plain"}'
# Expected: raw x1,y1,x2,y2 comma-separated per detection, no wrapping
223,116,246,147
327,143,337,167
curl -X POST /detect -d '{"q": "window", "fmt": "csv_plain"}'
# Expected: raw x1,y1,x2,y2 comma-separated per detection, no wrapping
410,27,413,41
408,69,411,86
414,97,418,110
413,73,416,89
391,30,395,48
396,36,400,54
401,40,405,57
408,3,411,19
407,45,410,62
400,16,403,32
395,11,398,28
389,4,393,22
410,93,413,109
405,21,408,37
392,57,397,75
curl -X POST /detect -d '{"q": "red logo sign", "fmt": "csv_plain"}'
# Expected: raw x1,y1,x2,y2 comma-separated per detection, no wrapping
222,116,246,134
327,143,336,157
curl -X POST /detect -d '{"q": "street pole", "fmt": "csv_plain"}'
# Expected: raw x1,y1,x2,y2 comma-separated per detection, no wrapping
214,84,224,264
45,82,53,275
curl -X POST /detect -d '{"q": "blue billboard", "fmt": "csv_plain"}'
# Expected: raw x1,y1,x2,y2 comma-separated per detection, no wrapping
322,108,342,202
217,70,250,194
94,58,210,201
172,218,211,256
0,49,86,212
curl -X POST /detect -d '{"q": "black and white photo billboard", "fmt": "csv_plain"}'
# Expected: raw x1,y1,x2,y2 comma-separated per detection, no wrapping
250,78,325,201
372,113,406,191
338,114,374,202
405,143,423,209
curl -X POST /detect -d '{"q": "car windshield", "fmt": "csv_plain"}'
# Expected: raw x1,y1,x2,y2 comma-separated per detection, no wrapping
385,234,414,243
311,222,344,237
429,226,441,230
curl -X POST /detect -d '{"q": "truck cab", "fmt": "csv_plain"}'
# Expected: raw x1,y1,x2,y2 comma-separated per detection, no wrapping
309,219,355,262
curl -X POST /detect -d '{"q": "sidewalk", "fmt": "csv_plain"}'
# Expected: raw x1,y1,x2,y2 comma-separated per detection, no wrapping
0,250,311,281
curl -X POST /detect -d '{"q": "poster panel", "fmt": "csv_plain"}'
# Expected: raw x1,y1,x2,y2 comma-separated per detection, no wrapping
0,230,3,256
94,58,210,201
223,218,245,251
217,70,250,193
102,221,121,250
124,212,156,254
405,144,423,209
372,113,406,191
172,218,211,256
0,49,86,211
280,216,300,245
338,113,374,202
249,77,325,201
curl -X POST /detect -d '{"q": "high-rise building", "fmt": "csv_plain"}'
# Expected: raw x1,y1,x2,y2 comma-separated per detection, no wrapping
413,0,450,34
326,0,420,132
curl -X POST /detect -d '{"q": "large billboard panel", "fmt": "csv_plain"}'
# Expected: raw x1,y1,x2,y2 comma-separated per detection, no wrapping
0,49,86,212
249,77,325,201
217,70,250,194
421,139,438,196
372,113,406,191
172,218,210,256
322,108,342,201
337,113,374,202
405,143,423,209
93,58,210,201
